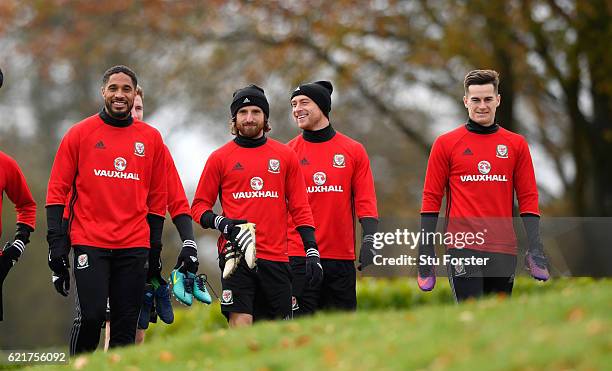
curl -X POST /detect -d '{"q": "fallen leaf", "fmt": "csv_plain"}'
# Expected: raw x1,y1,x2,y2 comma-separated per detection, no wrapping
567,307,585,322
108,353,121,364
295,335,311,347
323,346,337,366
73,356,88,370
459,311,474,322
247,339,260,352
159,350,174,362
279,337,291,349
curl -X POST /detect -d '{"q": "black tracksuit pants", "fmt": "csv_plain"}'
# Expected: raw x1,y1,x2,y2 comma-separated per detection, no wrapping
69,245,147,355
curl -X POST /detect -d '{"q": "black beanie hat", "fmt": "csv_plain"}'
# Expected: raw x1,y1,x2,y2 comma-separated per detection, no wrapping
231,84,269,118
0,68,3,89
290,81,333,118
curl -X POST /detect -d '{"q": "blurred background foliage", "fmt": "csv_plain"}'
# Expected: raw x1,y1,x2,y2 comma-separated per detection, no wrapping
0,0,610,347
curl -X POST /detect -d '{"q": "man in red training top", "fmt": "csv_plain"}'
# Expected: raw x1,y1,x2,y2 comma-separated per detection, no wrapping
102,85,198,349
191,84,320,327
417,69,550,302
46,65,187,354
0,67,37,321
287,81,378,315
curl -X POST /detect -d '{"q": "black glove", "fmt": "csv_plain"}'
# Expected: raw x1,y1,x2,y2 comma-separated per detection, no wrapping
2,240,25,266
147,244,163,281
48,233,71,297
304,242,323,288
0,252,13,285
48,249,70,297
216,217,248,242
47,206,70,296
522,214,550,281
358,235,377,271
174,239,199,274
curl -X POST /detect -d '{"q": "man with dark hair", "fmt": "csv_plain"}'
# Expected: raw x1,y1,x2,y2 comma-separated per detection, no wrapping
101,85,201,350
0,66,37,321
46,65,173,354
417,69,549,302
287,81,378,315
191,84,319,327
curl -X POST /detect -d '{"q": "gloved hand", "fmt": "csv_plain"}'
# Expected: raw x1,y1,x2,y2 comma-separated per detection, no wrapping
304,242,323,288
0,250,14,285
148,244,163,280
215,216,248,243
525,243,550,281
49,252,70,297
2,240,25,265
48,234,71,297
417,244,436,291
357,235,377,271
521,215,550,281
174,239,199,274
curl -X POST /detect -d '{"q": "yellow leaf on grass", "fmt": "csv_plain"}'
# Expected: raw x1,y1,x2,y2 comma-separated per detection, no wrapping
159,350,175,362
567,307,585,322
73,356,88,370
108,353,121,363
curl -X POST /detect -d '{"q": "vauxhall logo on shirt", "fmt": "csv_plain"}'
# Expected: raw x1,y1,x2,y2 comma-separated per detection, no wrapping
232,176,279,199
307,171,343,193
460,160,508,182
93,157,141,180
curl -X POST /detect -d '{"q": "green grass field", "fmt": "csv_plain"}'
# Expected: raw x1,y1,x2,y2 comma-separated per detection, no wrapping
24,278,612,370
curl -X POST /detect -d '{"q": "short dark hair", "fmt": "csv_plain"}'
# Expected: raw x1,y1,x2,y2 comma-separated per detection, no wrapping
102,65,137,88
464,69,499,94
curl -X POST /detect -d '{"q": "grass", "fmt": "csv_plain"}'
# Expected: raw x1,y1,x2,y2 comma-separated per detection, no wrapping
23,278,612,370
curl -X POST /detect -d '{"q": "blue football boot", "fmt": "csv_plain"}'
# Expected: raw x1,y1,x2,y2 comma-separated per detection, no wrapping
191,273,212,304
170,269,193,306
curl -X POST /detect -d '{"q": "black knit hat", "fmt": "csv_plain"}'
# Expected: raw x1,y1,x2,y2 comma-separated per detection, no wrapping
231,84,269,118
0,67,3,89
290,81,333,118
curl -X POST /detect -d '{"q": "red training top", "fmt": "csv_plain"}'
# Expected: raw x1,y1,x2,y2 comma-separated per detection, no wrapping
47,114,167,249
191,138,314,262
0,151,36,238
63,144,189,220
421,124,540,255
286,131,378,260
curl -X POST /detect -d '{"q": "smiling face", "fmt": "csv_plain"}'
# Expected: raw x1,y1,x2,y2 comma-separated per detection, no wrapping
463,84,501,126
290,95,327,131
235,105,265,138
101,72,136,119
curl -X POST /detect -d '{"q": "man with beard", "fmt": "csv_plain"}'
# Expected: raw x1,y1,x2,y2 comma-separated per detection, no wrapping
46,65,185,354
0,67,38,322
191,84,320,327
102,85,199,349
417,69,549,302
287,81,378,315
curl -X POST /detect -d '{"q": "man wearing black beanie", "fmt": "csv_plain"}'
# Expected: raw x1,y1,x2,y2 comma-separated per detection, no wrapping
287,81,379,315
192,84,321,327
